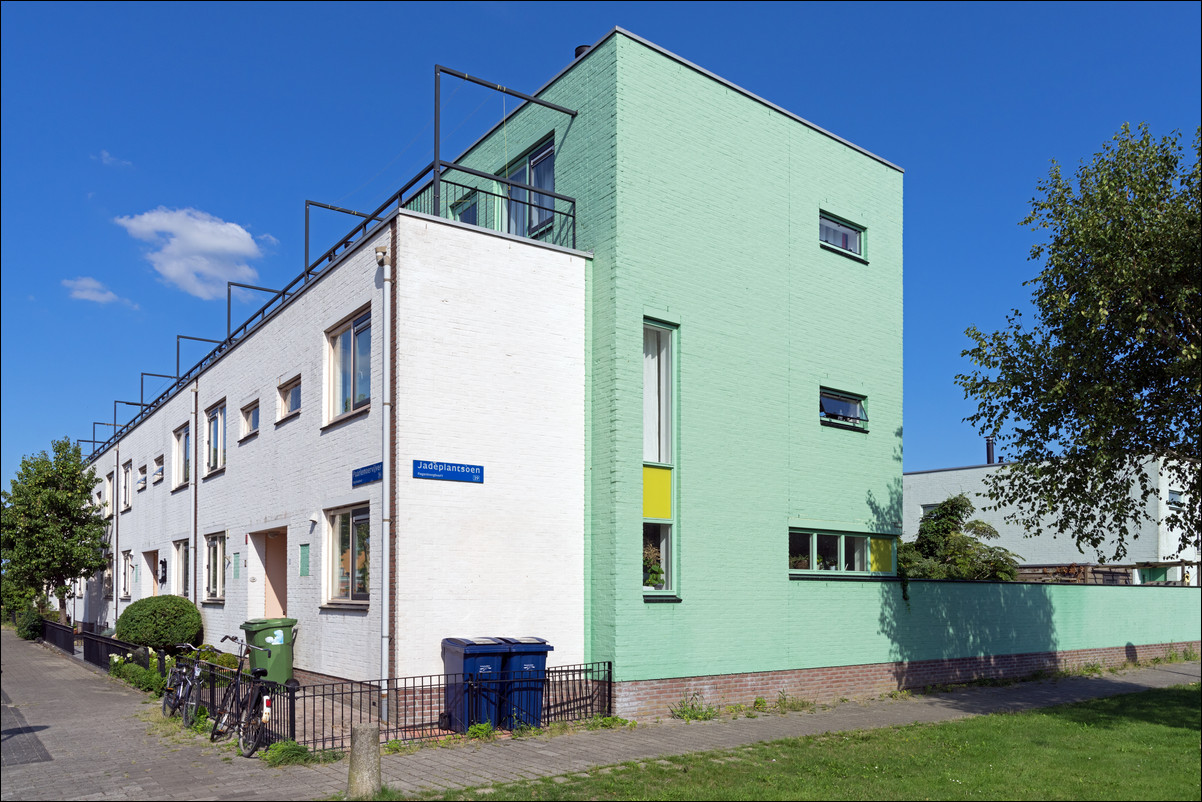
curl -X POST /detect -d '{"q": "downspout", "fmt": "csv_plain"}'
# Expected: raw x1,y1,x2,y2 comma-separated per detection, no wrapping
112,443,120,625
191,383,199,606
376,235,394,713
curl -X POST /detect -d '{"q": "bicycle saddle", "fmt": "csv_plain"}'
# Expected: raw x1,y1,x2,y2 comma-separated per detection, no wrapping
251,668,269,679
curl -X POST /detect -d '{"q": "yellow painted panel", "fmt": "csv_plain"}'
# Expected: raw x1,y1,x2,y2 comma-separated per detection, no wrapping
643,466,672,520
870,537,893,573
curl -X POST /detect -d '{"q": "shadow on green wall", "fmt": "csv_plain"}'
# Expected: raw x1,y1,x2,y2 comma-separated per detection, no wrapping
865,426,903,535
877,578,1059,693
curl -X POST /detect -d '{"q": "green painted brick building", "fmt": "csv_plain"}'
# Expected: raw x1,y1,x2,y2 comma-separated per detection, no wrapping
412,28,1197,715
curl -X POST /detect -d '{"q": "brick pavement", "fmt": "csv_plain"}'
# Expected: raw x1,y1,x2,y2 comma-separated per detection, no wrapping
3,627,1198,801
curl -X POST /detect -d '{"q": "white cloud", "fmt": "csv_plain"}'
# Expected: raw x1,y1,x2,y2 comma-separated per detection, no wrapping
93,149,132,167
114,207,265,300
62,277,139,309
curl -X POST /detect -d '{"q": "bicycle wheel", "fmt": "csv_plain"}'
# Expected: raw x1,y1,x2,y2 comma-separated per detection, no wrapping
210,680,241,741
181,679,200,727
162,669,183,717
238,696,265,757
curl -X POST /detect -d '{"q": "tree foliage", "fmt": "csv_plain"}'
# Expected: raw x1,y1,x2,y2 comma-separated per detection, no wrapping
957,123,1200,561
899,494,1021,581
115,595,203,651
1,438,109,623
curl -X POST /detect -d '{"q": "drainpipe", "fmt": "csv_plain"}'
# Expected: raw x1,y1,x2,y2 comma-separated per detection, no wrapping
191,383,199,605
112,443,120,625
376,238,393,715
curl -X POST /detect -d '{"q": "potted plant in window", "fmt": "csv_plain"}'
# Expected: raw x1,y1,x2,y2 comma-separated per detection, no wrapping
643,542,666,590
789,554,810,570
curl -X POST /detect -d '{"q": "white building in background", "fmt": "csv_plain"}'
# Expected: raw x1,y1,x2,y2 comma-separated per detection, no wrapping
903,458,1198,586
86,212,588,680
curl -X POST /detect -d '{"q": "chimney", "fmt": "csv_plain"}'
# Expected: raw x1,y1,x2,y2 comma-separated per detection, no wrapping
986,436,995,465
575,45,591,59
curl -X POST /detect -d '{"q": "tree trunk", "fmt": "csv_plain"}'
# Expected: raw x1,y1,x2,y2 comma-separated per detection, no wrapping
57,591,68,625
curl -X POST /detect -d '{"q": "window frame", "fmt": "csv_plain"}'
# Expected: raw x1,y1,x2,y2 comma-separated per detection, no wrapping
643,320,677,596
278,376,302,421
327,505,370,604
205,401,226,474
152,455,164,485
104,472,114,518
121,550,134,598
173,539,190,597
240,400,260,440
502,138,555,238
819,212,866,259
327,309,372,422
137,464,147,493
820,388,869,432
789,529,896,576
174,424,191,488
204,533,225,602
121,461,133,510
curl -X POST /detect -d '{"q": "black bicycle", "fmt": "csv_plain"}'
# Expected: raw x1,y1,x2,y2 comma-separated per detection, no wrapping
209,635,272,756
177,646,209,728
161,643,199,718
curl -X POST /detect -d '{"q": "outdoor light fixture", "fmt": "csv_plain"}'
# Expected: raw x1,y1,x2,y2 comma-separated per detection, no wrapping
375,246,388,266
158,559,167,584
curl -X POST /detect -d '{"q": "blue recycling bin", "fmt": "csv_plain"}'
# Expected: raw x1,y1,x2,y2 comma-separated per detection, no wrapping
441,637,506,732
499,637,554,729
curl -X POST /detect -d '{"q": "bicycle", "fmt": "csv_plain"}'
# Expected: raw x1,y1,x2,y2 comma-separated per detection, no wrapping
176,646,209,728
162,644,196,718
209,635,272,757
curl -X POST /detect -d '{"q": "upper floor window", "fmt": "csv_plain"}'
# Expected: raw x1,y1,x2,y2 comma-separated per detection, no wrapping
104,472,114,517
790,530,895,574
1168,489,1184,509
206,402,226,472
819,214,864,257
137,464,147,492
152,455,164,484
504,140,554,238
242,401,260,438
279,377,302,420
643,324,673,464
174,424,191,487
121,461,132,509
329,311,371,418
820,389,868,431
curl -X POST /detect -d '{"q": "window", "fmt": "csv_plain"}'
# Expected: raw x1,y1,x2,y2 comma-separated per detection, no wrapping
279,377,302,419
453,195,478,226
329,506,370,602
643,322,676,592
205,533,225,600
242,401,260,438
152,455,164,484
121,551,134,598
329,311,371,418
205,402,226,472
504,140,554,237
121,461,132,509
174,540,189,596
174,424,191,487
1168,489,1184,509
137,464,147,492
820,389,868,431
102,563,113,600
789,530,895,574
819,214,863,256
104,472,114,517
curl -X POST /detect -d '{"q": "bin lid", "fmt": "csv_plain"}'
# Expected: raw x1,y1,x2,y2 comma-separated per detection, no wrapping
241,617,298,629
499,636,554,652
442,636,506,653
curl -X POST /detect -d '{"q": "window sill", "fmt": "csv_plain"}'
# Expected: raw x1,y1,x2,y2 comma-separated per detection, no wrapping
172,482,189,494
820,420,869,433
120,506,132,514
276,409,301,427
321,405,370,431
643,591,681,603
319,602,369,612
789,571,895,581
238,431,259,444
200,598,225,606
819,243,869,264
202,467,226,481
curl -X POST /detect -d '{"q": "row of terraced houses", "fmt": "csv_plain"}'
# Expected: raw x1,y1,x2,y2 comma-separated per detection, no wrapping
78,28,1199,718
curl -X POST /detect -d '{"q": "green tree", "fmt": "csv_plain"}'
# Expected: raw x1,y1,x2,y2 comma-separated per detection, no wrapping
957,123,1200,562
1,438,109,623
899,494,1021,582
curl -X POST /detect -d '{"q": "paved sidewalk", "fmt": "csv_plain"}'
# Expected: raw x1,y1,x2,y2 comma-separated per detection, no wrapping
3,627,1198,801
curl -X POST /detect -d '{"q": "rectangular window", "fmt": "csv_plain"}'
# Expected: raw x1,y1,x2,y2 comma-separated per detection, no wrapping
329,506,370,602
819,214,863,256
1168,489,1184,509
789,530,895,574
643,322,676,593
232,552,240,580
121,551,133,598
152,455,164,484
104,472,114,517
299,543,310,577
137,464,147,492
174,424,191,486
279,377,302,419
820,389,869,431
121,461,132,509
205,534,225,600
504,140,554,238
242,401,260,438
206,402,226,472
329,311,371,418
453,195,478,226
174,540,189,597
103,564,113,600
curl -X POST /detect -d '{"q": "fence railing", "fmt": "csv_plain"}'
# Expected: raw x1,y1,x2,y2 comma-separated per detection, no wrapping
40,620,76,655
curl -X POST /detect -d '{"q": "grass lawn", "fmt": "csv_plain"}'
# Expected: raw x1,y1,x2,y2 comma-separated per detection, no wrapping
376,683,1200,801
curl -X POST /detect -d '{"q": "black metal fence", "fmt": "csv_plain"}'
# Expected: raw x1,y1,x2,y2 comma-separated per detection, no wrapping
40,620,76,655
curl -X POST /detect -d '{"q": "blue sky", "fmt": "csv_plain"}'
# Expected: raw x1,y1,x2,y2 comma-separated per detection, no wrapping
2,1,1200,485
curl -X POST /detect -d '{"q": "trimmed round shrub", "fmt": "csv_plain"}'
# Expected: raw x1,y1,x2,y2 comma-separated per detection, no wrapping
115,595,202,651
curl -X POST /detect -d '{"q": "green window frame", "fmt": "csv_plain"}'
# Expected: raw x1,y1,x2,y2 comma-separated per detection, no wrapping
789,530,896,575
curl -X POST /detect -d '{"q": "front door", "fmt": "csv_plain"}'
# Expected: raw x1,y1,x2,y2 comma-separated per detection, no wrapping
143,550,159,596
263,529,287,617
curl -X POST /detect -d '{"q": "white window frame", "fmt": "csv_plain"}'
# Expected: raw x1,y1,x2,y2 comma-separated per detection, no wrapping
205,533,225,601
327,506,370,603
241,401,260,439
279,376,302,420
103,473,114,518
820,388,869,431
789,530,896,575
173,539,190,597
121,550,134,598
205,401,226,474
174,424,191,488
121,461,132,510
327,309,371,421
152,455,164,484
137,464,147,492
819,212,865,257
643,321,676,593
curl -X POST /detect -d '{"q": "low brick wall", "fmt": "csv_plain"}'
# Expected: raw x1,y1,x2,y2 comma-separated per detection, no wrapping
612,640,1202,720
